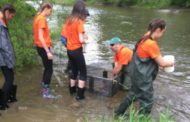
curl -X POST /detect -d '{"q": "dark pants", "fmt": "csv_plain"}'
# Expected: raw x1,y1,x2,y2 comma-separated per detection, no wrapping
120,66,131,90
116,53,157,115
116,79,154,115
0,66,14,93
67,47,87,81
37,47,53,85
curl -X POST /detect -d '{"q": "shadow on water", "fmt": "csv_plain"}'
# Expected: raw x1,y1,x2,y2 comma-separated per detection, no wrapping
0,1,190,122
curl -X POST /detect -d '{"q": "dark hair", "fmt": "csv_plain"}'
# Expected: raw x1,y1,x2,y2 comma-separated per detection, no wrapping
134,19,166,51
1,4,16,25
68,0,88,24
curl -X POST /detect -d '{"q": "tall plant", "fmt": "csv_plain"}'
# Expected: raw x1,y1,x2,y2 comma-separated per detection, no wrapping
0,0,37,68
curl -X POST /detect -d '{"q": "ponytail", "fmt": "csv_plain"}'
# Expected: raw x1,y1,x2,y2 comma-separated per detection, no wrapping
134,31,151,52
134,19,166,52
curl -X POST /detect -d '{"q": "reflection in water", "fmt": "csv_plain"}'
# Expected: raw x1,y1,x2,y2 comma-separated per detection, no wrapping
1,1,190,122
83,8,103,65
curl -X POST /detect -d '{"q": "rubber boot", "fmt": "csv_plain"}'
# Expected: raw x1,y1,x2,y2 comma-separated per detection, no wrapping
115,97,132,116
8,85,17,103
75,87,85,100
0,90,9,110
69,85,76,95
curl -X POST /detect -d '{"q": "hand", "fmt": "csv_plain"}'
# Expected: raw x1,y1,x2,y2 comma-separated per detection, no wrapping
112,70,117,77
83,50,86,53
159,66,165,71
82,41,86,44
83,33,88,40
47,52,53,60
112,73,118,79
82,44,86,53
169,62,174,66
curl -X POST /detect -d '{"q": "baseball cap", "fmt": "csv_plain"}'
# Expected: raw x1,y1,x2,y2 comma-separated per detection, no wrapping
107,37,122,45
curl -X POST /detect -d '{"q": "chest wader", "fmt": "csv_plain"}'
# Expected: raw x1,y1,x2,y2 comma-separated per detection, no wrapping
115,52,158,116
119,65,131,90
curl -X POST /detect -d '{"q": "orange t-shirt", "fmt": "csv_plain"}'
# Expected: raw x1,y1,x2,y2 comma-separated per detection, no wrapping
61,19,84,50
33,14,52,47
137,39,161,59
114,46,133,65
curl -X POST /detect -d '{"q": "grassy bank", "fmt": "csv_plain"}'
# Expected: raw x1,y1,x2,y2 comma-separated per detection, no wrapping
0,0,37,69
85,105,174,122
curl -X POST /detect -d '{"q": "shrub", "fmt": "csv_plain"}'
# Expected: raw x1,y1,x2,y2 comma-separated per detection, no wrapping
0,0,37,69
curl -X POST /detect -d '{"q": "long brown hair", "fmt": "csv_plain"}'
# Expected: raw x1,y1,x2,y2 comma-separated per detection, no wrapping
37,1,52,15
1,4,16,26
134,19,166,51
67,0,88,25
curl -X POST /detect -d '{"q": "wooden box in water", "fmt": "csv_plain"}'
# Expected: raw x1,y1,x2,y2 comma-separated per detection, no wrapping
86,66,120,97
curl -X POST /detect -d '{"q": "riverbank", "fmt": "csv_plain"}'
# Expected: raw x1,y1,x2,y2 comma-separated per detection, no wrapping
0,66,175,122
1,1,190,122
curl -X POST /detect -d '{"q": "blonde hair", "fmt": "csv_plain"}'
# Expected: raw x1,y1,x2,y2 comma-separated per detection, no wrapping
37,1,52,15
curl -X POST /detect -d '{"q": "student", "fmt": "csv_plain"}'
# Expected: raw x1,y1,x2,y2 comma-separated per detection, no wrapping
107,37,133,89
115,19,174,116
0,4,17,110
61,0,89,100
33,2,56,98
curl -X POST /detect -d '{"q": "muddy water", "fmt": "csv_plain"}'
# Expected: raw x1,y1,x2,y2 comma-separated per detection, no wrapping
0,1,190,122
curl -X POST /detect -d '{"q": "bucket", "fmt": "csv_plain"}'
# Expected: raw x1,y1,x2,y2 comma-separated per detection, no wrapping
163,55,175,72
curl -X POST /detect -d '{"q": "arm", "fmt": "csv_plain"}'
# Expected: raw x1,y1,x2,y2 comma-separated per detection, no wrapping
38,28,53,59
112,63,123,77
78,20,88,44
0,26,15,68
0,12,3,20
79,33,88,53
78,20,88,52
154,56,174,67
79,33,88,44
148,41,174,67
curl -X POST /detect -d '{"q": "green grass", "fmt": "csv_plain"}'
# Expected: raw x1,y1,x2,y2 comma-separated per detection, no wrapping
85,105,174,122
